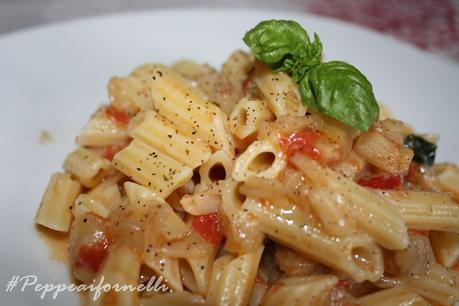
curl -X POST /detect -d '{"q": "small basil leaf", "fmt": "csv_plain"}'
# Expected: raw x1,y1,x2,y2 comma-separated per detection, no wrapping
243,20,322,73
307,61,379,131
292,64,308,83
298,73,316,106
301,33,322,67
404,134,437,166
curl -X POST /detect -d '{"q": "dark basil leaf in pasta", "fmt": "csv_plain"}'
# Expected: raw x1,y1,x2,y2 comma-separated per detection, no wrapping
404,134,437,166
298,73,316,106
243,20,322,73
306,61,379,131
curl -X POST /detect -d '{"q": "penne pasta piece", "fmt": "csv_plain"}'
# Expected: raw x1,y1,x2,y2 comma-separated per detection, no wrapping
221,179,264,254
221,50,254,92
239,176,289,202
108,75,153,115
274,245,320,277
63,147,111,188
87,175,123,212
161,228,219,295
124,182,188,240
430,231,459,268
199,150,234,185
87,244,141,306
254,61,306,117
180,182,221,216
435,164,459,200
206,246,264,306
394,263,459,305
358,287,430,306
113,140,193,198
128,110,212,168
172,60,210,80
232,140,286,182
150,65,234,154
143,252,182,293
249,272,269,306
108,76,149,114
35,172,81,232
77,106,129,147
308,187,358,237
291,154,409,250
229,97,273,139
140,291,205,306
73,194,110,219
261,275,338,306
245,198,384,282
380,191,459,233
354,131,413,175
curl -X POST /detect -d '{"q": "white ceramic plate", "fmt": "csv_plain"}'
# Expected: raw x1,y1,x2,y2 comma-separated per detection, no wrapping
0,9,458,306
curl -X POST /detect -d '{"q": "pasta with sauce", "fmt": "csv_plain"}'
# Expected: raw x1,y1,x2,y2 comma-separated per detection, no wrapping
35,46,459,306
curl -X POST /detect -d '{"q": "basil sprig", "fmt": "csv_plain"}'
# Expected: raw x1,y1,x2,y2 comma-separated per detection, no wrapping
404,134,437,166
243,20,379,131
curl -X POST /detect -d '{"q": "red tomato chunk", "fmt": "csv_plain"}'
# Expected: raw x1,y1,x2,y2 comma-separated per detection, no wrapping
74,233,111,273
106,106,130,126
192,213,222,245
279,128,322,161
404,161,418,183
357,175,402,190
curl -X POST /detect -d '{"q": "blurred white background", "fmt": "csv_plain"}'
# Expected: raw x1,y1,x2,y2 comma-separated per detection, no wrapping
0,0,305,34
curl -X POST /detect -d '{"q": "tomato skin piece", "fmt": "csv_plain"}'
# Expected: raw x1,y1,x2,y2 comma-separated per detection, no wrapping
279,128,322,161
404,161,418,183
336,279,352,289
241,78,255,92
408,229,430,237
106,106,130,126
102,146,118,161
74,234,111,273
191,213,222,245
357,175,402,190
102,139,130,161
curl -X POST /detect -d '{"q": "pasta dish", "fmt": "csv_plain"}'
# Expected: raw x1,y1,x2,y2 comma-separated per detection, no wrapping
35,20,459,306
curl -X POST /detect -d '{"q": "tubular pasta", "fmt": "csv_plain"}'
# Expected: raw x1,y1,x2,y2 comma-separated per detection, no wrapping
73,194,110,218
128,110,212,168
291,154,409,250
261,275,338,306
380,191,459,233
358,287,430,306
77,106,129,147
87,244,141,306
232,140,286,181
245,197,384,282
140,291,205,306
206,246,264,306
199,150,234,185
113,140,193,198
63,147,111,188
394,263,459,305
254,61,306,117
430,231,459,268
35,172,81,232
229,98,273,139
150,65,234,153
108,75,152,115
221,179,264,254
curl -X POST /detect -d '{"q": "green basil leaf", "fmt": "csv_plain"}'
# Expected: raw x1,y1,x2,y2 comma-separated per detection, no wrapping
298,73,316,106
302,33,322,67
305,61,379,131
404,134,437,166
243,20,322,73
